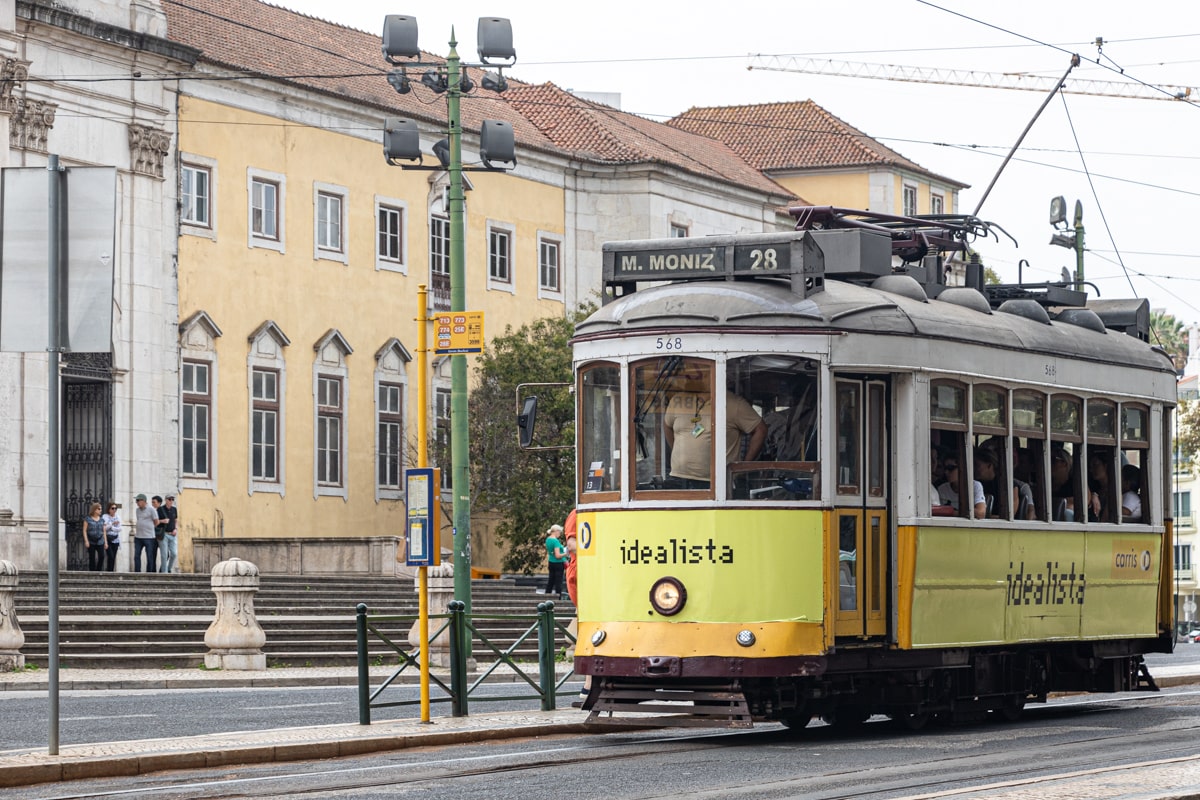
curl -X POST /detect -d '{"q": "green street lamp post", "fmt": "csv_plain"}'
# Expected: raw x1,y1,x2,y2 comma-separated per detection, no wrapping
382,16,517,612
1049,195,1085,285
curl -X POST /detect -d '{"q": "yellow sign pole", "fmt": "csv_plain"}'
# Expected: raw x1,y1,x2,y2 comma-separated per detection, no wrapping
416,285,431,724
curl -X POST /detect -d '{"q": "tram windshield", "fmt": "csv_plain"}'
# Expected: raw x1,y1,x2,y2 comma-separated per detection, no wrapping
580,354,820,501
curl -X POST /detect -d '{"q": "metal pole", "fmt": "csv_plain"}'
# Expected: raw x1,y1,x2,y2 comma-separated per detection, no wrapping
1073,203,1086,285
446,32,472,618
972,55,1079,217
46,154,62,755
356,603,370,725
416,284,430,724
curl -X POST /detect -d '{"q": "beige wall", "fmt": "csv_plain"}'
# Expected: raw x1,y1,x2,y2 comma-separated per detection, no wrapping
175,96,566,573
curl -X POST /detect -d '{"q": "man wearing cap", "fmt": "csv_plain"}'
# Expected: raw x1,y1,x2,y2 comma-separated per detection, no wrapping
159,495,179,573
132,494,158,573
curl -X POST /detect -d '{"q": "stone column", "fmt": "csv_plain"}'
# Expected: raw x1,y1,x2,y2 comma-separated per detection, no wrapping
0,560,24,670
408,563,473,670
204,557,266,670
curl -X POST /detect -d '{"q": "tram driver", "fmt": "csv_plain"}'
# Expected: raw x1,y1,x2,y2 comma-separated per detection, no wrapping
663,378,766,490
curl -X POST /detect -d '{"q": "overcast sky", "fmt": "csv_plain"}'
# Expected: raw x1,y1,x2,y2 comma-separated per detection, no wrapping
270,0,1200,328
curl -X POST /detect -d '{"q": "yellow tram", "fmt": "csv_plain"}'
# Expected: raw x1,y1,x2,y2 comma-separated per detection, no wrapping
566,208,1176,728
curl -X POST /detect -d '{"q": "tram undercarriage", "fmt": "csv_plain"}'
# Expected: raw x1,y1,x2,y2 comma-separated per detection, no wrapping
578,642,1161,729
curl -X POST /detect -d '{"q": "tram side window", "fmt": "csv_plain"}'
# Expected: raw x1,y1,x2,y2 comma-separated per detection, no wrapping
579,363,622,496
1051,395,1085,523
633,357,714,493
1120,404,1149,524
930,380,980,519
1086,400,1119,523
727,355,820,501
1013,389,1048,521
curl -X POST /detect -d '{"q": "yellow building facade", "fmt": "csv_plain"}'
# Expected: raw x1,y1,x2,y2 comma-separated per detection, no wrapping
175,95,567,574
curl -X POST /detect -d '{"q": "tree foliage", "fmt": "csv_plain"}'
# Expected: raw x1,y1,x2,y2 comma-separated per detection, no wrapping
1178,400,1200,473
468,306,594,573
1151,309,1187,373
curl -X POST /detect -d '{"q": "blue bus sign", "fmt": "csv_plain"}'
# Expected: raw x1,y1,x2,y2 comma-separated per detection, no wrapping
405,467,441,567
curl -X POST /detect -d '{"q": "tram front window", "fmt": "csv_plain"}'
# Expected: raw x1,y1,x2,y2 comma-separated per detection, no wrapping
728,355,821,501
633,357,714,492
579,363,621,496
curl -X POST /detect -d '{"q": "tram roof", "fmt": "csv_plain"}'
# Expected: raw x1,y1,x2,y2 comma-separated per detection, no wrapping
575,276,1176,376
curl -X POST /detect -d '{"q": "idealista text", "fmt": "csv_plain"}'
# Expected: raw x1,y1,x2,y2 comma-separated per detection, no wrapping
1006,560,1085,606
620,538,734,565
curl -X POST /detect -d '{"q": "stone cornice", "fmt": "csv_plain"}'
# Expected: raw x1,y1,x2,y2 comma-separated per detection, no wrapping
17,1,200,66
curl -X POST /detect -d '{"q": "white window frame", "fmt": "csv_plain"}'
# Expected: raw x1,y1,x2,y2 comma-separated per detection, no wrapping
250,367,281,487
314,181,348,264
374,339,411,502
248,168,286,253
179,311,221,494
247,323,288,496
902,183,918,217
486,220,515,294
377,382,404,493
537,232,563,300
375,195,408,274
182,359,213,480
930,192,944,216
670,223,689,238
315,374,345,489
313,331,351,500
181,154,217,239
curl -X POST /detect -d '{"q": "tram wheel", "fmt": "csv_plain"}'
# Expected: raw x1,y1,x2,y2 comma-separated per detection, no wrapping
996,697,1025,722
824,708,870,731
890,710,930,732
781,713,813,731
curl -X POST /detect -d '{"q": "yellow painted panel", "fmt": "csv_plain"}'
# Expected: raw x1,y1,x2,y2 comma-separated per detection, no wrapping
575,619,825,659
909,526,1162,648
576,509,825,624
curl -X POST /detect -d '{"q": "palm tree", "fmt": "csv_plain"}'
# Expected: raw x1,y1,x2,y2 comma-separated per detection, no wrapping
1151,309,1187,373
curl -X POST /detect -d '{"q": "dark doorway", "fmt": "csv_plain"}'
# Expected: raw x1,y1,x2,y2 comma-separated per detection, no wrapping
62,353,113,571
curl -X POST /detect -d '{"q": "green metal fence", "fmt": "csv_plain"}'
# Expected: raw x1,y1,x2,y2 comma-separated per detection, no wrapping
356,600,576,724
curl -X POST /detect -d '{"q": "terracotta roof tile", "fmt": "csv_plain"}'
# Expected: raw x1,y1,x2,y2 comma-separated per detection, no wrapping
505,84,790,196
668,100,967,188
160,0,793,199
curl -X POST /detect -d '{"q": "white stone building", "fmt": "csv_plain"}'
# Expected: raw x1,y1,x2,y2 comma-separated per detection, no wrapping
0,0,197,570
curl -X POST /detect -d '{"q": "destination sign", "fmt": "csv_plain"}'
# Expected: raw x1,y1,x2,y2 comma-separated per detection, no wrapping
609,243,794,279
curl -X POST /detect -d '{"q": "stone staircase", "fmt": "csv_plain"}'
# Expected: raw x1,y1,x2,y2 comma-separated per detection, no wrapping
10,571,571,669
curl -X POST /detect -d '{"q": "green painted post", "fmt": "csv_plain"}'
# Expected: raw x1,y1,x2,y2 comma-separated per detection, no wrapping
356,603,370,725
539,601,557,711
449,600,469,717
446,32,473,620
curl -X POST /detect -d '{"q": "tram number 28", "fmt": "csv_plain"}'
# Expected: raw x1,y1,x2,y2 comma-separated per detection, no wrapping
733,246,784,272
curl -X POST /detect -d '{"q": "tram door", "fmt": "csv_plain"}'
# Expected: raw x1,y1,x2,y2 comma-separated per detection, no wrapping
833,376,889,639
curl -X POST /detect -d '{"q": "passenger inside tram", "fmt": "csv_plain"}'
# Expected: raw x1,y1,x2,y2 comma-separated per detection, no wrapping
1051,446,1078,521
661,367,765,490
1121,464,1143,522
936,457,985,517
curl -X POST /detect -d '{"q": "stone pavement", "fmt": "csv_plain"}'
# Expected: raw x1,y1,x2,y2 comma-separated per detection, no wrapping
0,663,1198,794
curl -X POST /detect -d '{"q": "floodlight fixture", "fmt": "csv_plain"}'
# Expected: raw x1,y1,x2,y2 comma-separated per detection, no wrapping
459,72,475,94
481,71,508,93
432,138,451,169
479,120,516,170
382,15,420,64
383,118,422,165
477,17,516,65
386,69,411,95
1049,232,1076,249
1049,195,1066,227
422,69,448,93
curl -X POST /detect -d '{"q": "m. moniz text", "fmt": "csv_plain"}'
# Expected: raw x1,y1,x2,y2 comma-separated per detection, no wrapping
620,538,734,565
1006,560,1085,606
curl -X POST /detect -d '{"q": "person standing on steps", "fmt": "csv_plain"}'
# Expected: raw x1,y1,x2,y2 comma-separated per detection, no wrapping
101,502,123,572
83,502,107,572
159,495,179,573
132,494,158,573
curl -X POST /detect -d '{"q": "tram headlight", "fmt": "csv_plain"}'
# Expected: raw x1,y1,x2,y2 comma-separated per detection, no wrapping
590,629,606,646
649,577,686,616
